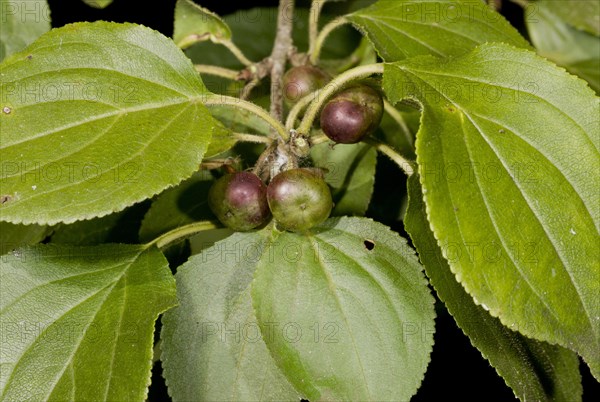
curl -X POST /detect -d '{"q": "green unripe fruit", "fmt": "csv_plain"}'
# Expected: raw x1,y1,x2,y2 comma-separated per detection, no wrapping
267,168,333,232
320,84,384,144
283,65,330,105
208,171,270,231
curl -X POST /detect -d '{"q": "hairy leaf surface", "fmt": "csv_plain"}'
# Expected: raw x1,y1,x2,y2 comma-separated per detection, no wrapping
405,174,583,401
347,0,529,61
0,22,216,225
384,43,600,378
0,244,177,400
252,217,435,400
0,0,50,61
161,231,300,401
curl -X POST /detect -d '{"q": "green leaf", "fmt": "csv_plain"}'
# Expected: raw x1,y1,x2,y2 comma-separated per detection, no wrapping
0,244,177,400
347,0,529,61
0,22,216,225
0,0,50,62
384,43,600,378
206,117,237,157
188,227,233,254
320,36,378,75
173,0,232,49
51,202,150,245
526,0,600,93
377,103,419,159
139,171,214,243
252,217,435,401
0,221,51,254
568,59,600,94
311,142,377,216
542,0,600,36
209,104,271,137
527,0,599,62
51,212,128,245
186,8,359,70
405,174,583,401
161,231,301,401
81,0,113,9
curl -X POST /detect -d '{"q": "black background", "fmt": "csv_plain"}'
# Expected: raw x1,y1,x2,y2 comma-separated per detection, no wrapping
44,1,600,401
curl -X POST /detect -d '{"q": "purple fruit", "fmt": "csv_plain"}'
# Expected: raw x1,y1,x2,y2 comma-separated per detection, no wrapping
208,171,270,231
320,84,384,144
283,65,330,105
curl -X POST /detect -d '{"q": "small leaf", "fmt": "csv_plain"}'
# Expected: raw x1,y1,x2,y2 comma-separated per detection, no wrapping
311,142,377,216
542,0,600,36
405,174,583,401
81,0,113,9
252,217,435,401
0,22,217,225
173,0,232,49
161,231,301,401
0,244,177,400
347,0,529,61
0,221,51,254
0,0,50,61
526,0,600,93
139,171,214,243
384,43,600,378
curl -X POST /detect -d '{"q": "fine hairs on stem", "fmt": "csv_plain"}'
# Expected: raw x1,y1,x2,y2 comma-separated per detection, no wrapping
145,220,222,250
310,16,350,65
383,100,414,147
194,65,239,80
285,92,315,130
363,138,415,177
269,0,295,126
203,94,289,141
233,133,273,145
214,38,254,67
308,0,327,56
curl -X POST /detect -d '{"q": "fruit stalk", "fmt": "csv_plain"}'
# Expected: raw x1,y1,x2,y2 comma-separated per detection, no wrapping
310,16,350,65
203,94,289,141
145,220,221,250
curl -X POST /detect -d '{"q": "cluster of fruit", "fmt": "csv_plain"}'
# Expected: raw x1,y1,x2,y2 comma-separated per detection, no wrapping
209,65,384,233
208,168,331,233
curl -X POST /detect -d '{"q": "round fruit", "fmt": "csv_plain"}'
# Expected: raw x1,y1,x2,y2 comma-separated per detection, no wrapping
208,171,270,231
320,84,384,144
267,168,333,232
283,65,330,105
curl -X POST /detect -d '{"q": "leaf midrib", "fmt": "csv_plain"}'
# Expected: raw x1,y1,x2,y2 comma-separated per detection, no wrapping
398,63,598,230
459,113,566,325
402,66,599,344
1,260,125,400
306,235,371,400
0,97,194,151
463,113,599,342
403,65,598,153
1,103,196,219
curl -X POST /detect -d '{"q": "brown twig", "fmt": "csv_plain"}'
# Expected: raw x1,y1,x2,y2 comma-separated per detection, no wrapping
269,0,295,126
